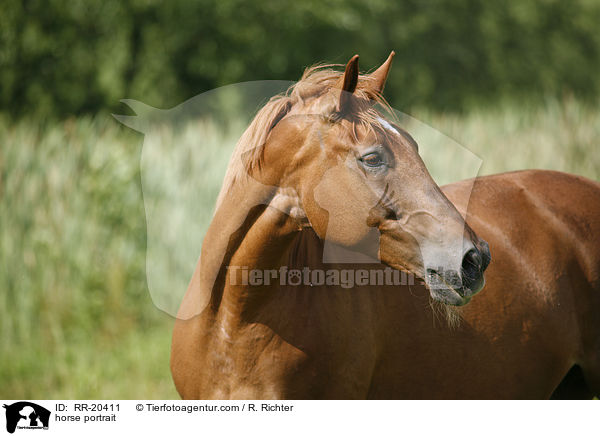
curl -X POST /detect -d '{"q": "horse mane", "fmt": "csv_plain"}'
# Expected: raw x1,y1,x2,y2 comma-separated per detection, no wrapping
216,64,396,207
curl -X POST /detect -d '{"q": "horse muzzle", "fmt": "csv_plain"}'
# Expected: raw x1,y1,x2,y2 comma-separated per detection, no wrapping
425,239,491,306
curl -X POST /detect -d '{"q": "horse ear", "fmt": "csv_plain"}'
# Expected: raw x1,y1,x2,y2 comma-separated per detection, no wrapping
338,54,360,113
370,51,395,94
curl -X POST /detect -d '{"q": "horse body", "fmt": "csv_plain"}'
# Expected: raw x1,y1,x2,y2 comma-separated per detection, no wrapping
172,170,600,399
170,54,600,399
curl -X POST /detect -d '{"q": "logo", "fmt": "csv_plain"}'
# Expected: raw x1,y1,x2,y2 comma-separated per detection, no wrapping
3,402,50,434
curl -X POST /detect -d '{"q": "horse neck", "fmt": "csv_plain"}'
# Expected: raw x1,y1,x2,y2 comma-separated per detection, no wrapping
197,178,306,321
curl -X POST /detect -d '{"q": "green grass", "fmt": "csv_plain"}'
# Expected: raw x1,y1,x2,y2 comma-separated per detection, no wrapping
414,97,600,181
1,98,598,399
0,116,178,398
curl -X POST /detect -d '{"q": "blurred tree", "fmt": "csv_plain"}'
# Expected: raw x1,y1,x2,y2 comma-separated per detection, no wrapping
1,0,599,118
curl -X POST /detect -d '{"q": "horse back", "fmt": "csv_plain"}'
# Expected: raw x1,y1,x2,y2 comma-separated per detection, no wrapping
447,169,600,293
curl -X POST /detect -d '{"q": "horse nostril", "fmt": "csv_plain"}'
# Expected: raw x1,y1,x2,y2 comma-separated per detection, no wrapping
461,248,482,290
479,240,491,272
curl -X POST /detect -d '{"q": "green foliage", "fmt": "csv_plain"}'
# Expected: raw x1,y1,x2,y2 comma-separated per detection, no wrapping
1,0,600,119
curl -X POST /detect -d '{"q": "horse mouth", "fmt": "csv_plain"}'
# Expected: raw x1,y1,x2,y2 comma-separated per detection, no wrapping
430,286,472,306
380,260,482,306
425,270,483,306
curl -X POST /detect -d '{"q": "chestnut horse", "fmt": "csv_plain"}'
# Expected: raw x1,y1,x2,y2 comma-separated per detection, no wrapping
171,52,600,399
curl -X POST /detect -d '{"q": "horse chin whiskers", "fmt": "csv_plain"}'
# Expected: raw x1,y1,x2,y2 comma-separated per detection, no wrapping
429,297,463,330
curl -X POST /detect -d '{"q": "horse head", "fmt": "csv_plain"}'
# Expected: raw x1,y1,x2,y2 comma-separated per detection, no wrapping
234,52,491,305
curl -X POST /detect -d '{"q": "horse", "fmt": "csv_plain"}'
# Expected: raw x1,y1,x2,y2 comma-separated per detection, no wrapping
171,52,600,399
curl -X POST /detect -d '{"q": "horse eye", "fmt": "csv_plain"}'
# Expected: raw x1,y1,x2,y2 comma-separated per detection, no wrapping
361,152,385,168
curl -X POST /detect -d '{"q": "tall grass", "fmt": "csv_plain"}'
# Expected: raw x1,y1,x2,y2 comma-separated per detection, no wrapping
0,117,177,398
0,98,598,398
414,97,600,180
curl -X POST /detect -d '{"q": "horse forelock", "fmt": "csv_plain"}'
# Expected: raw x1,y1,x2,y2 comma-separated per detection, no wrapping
216,64,398,208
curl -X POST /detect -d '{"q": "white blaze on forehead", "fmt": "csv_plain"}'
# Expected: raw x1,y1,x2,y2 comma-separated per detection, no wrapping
377,117,400,136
